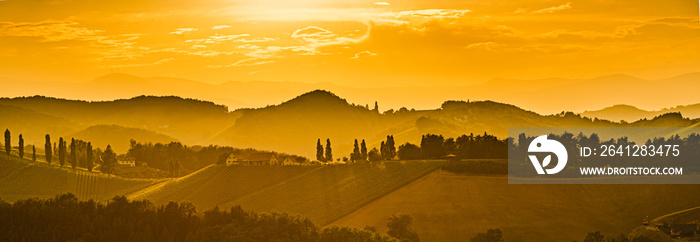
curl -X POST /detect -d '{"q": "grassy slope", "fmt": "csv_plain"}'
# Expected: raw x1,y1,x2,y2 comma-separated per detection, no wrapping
131,165,321,209
331,170,700,242
221,161,444,225
131,161,444,225
0,154,160,203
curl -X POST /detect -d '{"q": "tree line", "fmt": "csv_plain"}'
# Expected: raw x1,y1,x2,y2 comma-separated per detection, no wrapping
3,129,117,175
397,133,508,160
127,140,308,176
320,133,507,162
316,136,397,163
0,194,419,242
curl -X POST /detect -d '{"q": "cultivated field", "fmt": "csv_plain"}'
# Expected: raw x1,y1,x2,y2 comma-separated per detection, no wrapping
131,161,445,225
331,169,700,242
0,154,160,203
130,165,322,209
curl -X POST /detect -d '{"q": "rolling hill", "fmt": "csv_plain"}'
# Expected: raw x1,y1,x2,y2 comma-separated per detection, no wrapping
1,90,699,159
131,161,445,225
0,152,160,203
331,170,700,242
213,90,698,158
0,95,239,146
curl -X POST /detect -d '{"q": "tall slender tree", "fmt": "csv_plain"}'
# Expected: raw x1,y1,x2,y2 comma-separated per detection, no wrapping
387,135,396,159
18,134,24,158
380,141,386,159
45,134,52,164
325,139,333,162
86,142,94,172
70,138,77,169
316,139,324,161
32,145,36,162
351,139,360,161
58,137,65,167
361,139,368,161
4,129,10,156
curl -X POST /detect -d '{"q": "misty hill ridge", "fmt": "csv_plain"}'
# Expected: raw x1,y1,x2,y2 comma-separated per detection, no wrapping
5,72,700,114
581,103,700,122
1,89,699,159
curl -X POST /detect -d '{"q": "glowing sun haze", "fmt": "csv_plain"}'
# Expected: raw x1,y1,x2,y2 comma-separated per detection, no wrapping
0,0,699,105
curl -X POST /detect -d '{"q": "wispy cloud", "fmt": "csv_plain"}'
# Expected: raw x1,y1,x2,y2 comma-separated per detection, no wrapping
185,34,276,44
212,25,231,30
207,58,276,68
169,28,198,35
350,50,377,59
0,20,103,42
390,9,471,18
185,34,249,44
465,41,499,50
291,26,333,38
534,2,572,14
374,2,390,6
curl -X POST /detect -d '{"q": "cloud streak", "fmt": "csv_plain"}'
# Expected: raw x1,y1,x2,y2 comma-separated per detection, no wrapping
169,28,198,35
534,2,572,14
0,20,103,42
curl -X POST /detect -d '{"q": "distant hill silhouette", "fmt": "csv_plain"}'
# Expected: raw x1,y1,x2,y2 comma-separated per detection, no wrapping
581,104,700,122
3,72,700,114
0,91,698,158
0,95,238,146
213,90,698,158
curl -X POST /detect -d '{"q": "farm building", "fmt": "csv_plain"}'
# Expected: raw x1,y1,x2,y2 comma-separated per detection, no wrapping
282,157,297,166
226,153,279,166
225,153,247,166
117,159,136,167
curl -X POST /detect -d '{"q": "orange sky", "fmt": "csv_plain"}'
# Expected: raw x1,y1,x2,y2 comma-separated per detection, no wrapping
0,1,699,89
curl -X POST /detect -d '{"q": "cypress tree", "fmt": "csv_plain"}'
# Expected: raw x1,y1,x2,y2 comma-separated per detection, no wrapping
352,139,360,161
325,139,332,162
70,138,77,169
388,135,396,159
58,137,65,167
361,139,367,161
18,134,24,158
4,129,10,156
380,141,386,160
86,142,93,172
32,145,36,162
316,139,324,162
45,134,52,164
